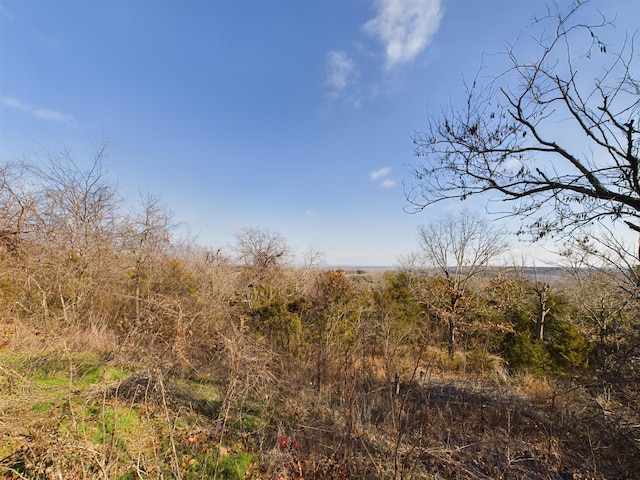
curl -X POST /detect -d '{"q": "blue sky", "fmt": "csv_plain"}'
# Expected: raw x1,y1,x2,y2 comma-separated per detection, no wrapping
2,0,639,266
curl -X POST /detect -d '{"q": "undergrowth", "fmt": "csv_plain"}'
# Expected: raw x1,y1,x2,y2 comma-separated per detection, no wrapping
1,321,639,479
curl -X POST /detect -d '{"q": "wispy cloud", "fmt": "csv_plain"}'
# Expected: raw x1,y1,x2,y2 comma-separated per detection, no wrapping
321,0,442,109
323,50,362,108
305,209,319,218
370,167,397,189
370,166,392,180
1,96,75,126
364,0,443,70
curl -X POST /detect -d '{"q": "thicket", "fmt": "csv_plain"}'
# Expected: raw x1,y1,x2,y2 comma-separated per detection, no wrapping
1,152,639,478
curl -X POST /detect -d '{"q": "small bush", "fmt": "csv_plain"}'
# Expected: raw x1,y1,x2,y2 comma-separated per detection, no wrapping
506,331,552,374
547,319,592,369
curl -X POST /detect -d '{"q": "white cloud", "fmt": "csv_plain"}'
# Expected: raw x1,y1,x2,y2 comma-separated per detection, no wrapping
504,158,524,172
364,0,443,69
305,209,319,218
2,96,30,111
370,166,392,180
370,167,397,188
1,96,75,126
325,51,357,91
324,50,362,107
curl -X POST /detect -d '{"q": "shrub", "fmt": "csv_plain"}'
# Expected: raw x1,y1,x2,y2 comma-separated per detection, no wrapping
506,331,552,374
547,319,592,369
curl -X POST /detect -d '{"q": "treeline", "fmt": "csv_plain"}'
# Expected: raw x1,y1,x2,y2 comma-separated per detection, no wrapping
1,150,638,380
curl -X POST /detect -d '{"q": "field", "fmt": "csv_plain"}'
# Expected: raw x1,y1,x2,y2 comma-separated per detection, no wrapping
1,287,639,480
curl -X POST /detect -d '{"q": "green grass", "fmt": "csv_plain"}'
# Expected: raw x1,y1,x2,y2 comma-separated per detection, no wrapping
217,450,260,480
79,404,141,445
0,345,273,479
31,401,54,413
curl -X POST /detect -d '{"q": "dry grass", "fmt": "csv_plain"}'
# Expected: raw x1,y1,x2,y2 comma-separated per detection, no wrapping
1,321,639,479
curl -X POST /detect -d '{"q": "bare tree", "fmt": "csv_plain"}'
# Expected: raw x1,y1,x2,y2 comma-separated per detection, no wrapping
0,162,33,255
233,227,290,269
123,193,174,324
417,209,508,358
409,1,640,241
22,146,123,325
560,232,640,368
26,145,121,264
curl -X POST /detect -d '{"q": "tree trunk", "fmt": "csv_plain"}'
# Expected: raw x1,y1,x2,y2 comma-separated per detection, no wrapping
535,283,550,342
448,315,455,359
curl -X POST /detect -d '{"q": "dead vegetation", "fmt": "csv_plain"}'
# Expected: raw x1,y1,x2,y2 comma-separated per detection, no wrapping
2,317,639,480
1,154,639,479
